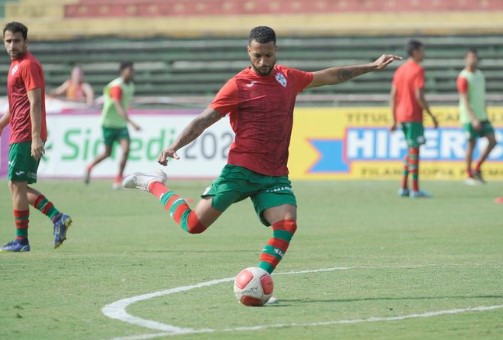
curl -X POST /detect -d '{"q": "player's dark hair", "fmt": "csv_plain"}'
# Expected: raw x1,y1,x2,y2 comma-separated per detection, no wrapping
248,26,276,45
406,39,423,57
466,48,478,56
119,61,133,72
3,21,28,40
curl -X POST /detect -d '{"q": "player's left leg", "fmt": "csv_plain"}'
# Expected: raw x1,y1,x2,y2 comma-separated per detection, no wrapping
473,131,497,183
27,186,72,249
258,204,297,274
115,136,131,189
253,176,297,274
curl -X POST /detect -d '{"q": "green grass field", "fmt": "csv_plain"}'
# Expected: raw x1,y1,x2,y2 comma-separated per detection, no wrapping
0,179,502,339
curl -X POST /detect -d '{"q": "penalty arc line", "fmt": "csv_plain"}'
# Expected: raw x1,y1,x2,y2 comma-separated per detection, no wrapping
102,267,503,339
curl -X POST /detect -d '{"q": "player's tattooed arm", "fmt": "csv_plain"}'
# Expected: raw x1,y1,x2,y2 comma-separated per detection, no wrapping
308,54,402,88
158,108,223,165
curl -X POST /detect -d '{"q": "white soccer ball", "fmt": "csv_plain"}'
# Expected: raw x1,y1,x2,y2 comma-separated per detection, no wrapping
233,267,274,306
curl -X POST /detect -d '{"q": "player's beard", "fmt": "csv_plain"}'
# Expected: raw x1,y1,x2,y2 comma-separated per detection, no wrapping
252,63,274,76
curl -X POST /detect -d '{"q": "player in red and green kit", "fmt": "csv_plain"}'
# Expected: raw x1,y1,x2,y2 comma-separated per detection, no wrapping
0,22,72,252
84,61,141,189
123,26,400,277
390,39,438,199
457,49,497,185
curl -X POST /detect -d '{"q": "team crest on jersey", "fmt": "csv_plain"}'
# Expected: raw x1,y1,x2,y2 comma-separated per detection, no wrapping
11,65,19,75
275,72,287,87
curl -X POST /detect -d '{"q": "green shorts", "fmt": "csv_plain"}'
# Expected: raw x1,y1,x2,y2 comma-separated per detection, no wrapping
202,164,296,226
463,120,495,140
102,127,130,147
401,122,426,147
8,142,40,184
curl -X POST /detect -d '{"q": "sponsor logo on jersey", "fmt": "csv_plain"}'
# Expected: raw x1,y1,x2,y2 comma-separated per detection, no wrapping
275,72,287,87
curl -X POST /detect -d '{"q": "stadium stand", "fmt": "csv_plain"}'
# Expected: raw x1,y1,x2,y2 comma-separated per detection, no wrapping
0,34,502,106
0,1,502,105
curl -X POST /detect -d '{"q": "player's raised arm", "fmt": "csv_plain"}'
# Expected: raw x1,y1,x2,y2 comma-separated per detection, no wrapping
307,54,402,88
158,107,223,166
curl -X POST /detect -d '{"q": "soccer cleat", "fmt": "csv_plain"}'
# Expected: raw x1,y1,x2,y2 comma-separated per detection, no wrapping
0,240,30,252
472,170,486,184
495,197,503,204
465,177,483,186
112,177,123,190
409,190,431,199
398,188,410,197
122,170,167,192
53,213,73,249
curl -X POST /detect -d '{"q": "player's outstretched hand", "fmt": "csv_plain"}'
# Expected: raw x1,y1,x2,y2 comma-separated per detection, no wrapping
158,148,180,166
373,55,402,70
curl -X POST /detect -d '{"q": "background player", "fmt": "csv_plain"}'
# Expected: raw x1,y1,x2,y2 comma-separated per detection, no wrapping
122,26,400,274
390,39,438,198
0,22,72,252
84,61,141,189
457,48,497,185
49,65,94,106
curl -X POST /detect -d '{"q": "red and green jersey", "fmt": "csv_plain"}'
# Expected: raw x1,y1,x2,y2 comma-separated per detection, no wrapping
392,59,425,123
7,51,47,144
210,65,313,176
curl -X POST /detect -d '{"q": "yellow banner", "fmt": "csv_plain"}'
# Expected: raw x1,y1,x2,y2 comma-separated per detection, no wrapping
289,107,503,180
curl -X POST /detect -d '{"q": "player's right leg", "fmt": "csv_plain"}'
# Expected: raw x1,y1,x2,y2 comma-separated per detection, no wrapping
1,142,35,252
1,180,31,252
123,171,224,233
85,127,114,184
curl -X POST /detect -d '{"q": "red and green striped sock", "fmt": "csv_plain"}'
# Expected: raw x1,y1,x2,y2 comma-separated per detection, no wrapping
32,194,60,221
258,219,297,274
149,181,207,234
14,209,29,244
402,155,409,190
408,147,420,192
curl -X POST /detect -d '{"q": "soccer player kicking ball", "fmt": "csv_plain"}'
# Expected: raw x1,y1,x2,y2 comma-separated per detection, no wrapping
390,39,438,199
123,26,400,274
0,22,72,252
457,49,497,185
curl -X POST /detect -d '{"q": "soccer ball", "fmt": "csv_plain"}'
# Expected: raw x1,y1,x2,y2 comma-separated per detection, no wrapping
233,267,274,306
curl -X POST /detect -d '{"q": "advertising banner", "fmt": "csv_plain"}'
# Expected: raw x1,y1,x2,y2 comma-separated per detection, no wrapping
1,106,502,180
0,108,234,179
289,107,503,180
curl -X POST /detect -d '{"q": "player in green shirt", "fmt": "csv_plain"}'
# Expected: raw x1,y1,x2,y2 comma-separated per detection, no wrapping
84,61,141,189
457,49,497,185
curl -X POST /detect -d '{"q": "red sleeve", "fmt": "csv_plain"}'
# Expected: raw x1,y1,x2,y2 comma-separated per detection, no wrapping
287,67,314,93
457,76,468,94
209,78,239,116
109,85,123,100
20,60,43,91
414,68,425,89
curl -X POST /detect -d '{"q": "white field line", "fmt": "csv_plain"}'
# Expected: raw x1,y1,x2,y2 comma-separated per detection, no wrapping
102,266,503,340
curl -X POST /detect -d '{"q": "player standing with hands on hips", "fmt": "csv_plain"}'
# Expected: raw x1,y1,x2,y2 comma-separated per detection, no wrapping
0,22,72,252
123,26,401,274
390,39,438,198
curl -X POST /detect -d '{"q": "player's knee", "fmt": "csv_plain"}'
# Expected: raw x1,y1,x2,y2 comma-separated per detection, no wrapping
184,213,208,234
273,219,297,234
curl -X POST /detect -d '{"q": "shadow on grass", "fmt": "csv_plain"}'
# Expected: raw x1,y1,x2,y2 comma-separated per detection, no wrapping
267,294,503,307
